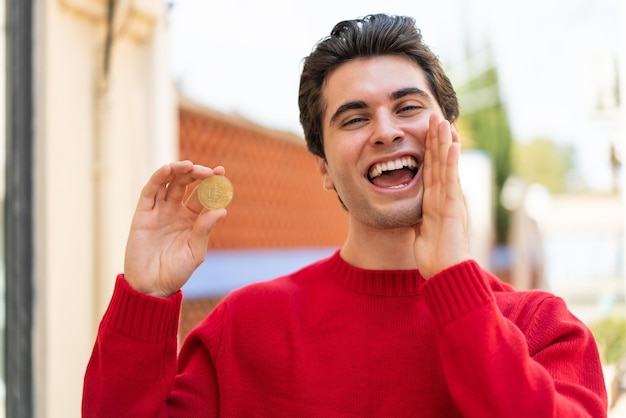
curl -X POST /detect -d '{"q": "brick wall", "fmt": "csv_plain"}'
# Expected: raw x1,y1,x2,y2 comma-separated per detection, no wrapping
178,99,349,341
179,101,348,249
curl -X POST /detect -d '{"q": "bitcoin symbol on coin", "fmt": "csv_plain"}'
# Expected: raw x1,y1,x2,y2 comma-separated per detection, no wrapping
197,175,234,210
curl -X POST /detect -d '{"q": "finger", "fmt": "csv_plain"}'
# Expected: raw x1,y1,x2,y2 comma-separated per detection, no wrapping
185,182,206,215
425,113,444,187
163,161,207,203
137,164,173,211
437,119,453,185
447,124,462,193
188,208,228,261
446,142,462,197
451,123,460,144
212,165,226,176
152,161,194,202
164,162,220,204
437,125,463,204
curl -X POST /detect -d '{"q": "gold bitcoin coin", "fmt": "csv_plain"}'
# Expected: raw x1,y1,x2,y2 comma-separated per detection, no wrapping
197,175,234,210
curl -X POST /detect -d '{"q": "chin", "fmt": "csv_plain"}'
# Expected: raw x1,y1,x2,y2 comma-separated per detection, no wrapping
373,204,423,229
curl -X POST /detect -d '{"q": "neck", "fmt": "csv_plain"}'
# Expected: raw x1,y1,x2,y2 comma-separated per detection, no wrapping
340,218,417,270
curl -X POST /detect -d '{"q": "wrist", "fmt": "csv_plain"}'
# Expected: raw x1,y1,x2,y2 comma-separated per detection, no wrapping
123,274,174,299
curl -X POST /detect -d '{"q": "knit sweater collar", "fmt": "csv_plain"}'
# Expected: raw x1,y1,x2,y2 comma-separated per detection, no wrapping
323,249,426,297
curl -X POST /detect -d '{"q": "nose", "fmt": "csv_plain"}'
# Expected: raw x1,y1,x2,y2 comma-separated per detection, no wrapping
370,111,403,146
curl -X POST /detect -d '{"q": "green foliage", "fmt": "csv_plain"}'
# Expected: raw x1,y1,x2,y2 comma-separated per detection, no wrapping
590,316,626,365
512,139,575,194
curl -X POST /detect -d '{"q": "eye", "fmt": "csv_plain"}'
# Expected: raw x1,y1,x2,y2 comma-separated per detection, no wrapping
397,103,423,115
342,116,369,128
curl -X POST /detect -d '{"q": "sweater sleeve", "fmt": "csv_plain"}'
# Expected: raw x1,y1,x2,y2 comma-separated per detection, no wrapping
82,275,184,418
421,260,608,418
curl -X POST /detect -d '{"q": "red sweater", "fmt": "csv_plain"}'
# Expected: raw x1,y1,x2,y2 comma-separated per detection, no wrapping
83,252,607,417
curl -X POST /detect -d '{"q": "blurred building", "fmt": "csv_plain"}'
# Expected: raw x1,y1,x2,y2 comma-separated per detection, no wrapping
542,194,624,321
5,1,177,417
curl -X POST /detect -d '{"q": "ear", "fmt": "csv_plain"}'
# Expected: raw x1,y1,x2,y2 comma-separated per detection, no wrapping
316,156,335,191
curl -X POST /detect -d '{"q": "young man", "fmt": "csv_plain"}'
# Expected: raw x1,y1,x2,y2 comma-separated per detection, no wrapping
82,14,608,417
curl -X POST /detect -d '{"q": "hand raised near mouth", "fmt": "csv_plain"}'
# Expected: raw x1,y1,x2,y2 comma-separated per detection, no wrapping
413,113,470,279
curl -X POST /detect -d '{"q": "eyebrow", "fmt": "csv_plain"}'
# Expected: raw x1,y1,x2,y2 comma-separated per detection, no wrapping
391,87,432,102
328,87,433,126
328,101,368,126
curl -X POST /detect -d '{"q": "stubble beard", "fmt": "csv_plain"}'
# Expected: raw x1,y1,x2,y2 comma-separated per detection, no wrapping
338,192,424,229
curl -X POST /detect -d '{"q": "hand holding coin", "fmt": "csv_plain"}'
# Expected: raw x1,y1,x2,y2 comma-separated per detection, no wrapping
197,175,234,210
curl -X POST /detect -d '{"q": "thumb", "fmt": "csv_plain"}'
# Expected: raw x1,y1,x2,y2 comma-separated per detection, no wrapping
189,208,227,259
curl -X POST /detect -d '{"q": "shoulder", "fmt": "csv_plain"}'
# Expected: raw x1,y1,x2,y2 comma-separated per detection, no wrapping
487,272,593,351
486,269,567,321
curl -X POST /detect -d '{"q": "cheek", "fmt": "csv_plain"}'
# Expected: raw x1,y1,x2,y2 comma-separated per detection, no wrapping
412,114,432,132
323,132,368,184
321,156,351,193
404,114,433,145
325,141,354,172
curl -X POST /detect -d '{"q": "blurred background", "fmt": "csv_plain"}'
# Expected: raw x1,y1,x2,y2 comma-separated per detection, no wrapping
2,0,625,416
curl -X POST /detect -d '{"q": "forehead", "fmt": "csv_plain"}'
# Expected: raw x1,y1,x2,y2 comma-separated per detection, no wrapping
322,55,433,114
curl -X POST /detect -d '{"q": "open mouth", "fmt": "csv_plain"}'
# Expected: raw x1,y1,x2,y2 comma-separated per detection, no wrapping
367,156,419,189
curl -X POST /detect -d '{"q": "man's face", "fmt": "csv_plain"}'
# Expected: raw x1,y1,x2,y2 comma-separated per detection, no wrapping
318,55,446,229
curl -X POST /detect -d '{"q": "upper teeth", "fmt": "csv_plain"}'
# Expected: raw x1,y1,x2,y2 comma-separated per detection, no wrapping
368,156,417,179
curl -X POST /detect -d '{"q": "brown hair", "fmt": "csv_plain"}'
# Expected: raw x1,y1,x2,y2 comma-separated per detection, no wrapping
298,14,459,159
